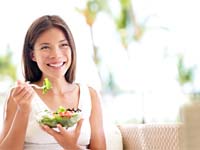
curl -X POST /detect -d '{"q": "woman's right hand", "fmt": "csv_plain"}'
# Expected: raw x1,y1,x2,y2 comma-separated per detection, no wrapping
11,80,35,113
42,119,84,150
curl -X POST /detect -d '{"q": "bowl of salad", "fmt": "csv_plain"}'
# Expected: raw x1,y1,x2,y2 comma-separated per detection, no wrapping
37,106,82,128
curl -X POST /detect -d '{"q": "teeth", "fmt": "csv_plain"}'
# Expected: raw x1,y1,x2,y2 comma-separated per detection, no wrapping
49,63,63,67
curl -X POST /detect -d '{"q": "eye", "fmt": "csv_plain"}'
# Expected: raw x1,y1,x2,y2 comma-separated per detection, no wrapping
40,45,50,50
60,43,69,48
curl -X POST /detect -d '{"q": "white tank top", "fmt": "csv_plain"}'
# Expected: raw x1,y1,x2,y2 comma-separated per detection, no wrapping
24,84,91,150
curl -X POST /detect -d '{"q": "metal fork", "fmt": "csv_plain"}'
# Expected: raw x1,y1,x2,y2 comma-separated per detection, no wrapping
29,84,44,89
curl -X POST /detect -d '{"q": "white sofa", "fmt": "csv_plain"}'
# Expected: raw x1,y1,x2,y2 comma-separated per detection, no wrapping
105,123,184,150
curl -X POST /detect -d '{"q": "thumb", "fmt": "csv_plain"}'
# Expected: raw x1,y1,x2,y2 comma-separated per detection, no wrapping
16,80,24,85
75,119,84,135
57,124,68,135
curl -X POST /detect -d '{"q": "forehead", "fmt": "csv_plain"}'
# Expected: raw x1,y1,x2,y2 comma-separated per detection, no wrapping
36,27,67,43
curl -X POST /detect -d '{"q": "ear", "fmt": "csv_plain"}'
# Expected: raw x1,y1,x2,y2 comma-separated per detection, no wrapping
30,51,36,61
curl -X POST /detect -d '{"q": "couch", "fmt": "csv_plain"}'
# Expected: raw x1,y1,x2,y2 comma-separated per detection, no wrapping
105,123,184,150
179,101,200,150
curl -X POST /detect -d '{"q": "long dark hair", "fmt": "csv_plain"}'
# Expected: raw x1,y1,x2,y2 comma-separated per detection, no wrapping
22,15,76,83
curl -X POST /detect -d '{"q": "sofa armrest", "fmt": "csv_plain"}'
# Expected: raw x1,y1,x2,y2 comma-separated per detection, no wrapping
104,122,123,150
118,124,142,150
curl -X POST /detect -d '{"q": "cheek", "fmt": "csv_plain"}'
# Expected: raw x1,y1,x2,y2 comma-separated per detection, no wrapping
33,54,47,65
35,51,48,60
64,49,72,61
68,52,72,65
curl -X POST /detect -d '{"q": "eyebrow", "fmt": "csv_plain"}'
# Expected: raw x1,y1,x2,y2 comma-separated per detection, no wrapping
39,43,49,46
59,39,69,43
38,39,68,46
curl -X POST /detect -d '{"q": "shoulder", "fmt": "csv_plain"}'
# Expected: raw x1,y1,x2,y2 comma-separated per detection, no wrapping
88,86,100,100
78,83,102,106
88,86,98,95
87,86,102,109
78,83,99,98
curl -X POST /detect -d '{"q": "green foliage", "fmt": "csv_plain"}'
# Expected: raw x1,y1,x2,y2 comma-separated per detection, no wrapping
116,0,131,30
177,54,194,86
76,0,109,26
76,0,145,93
113,0,145,48
76,0,109,65
0,46,16,81
103,71,121,95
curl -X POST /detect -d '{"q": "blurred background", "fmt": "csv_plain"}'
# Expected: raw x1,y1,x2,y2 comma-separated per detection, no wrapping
0,0,200,124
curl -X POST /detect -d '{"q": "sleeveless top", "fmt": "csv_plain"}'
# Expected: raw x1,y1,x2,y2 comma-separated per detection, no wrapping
24,84,91,150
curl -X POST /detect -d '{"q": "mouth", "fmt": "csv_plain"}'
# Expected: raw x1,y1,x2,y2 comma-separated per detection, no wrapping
47,62,66,68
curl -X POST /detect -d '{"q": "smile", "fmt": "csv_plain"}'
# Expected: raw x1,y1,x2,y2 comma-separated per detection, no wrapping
47,62,65,68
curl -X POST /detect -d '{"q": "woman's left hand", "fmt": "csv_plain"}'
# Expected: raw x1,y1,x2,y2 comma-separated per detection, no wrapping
41,119,83,150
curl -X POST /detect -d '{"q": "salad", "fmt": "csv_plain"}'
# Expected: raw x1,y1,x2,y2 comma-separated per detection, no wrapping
42,78,52,94
37,106,82,128
29,77,52,94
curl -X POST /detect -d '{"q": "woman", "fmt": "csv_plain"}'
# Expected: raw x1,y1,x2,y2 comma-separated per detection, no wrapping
0,15,106,150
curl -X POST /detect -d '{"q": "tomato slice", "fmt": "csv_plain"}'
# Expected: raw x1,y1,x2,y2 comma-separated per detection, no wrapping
59,111,73,118
64,111,73,118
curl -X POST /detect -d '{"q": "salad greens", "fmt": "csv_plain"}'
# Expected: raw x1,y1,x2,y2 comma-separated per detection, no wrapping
42,78,52,94
38,106,81,128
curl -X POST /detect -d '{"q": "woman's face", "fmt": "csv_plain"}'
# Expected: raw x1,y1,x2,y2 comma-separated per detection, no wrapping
32,27,71,79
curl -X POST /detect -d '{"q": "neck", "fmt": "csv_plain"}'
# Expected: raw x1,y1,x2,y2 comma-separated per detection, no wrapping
41,76,72,95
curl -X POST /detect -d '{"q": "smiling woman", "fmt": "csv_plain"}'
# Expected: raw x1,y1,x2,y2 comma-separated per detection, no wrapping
0,15,106,150
1,0,200,136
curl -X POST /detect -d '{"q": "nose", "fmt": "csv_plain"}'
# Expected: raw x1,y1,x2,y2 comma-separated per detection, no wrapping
49,46,61,58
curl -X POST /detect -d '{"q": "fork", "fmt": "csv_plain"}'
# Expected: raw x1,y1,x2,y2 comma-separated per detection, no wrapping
29,83,44,89
25,81,44,89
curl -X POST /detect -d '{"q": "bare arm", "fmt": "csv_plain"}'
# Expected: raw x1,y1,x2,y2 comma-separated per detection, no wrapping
0,81,34,150
88,87,106,150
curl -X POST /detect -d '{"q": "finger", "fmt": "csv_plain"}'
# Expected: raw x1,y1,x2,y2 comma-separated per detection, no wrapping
16,80,26,88
12,84,24,96
12,80,31,97
21,91,34,102
14,86,33,102
12,87,26,102
57,124,67,135
22,86,35,98
17,80,24,85
75,119,83,134
42,125,59,136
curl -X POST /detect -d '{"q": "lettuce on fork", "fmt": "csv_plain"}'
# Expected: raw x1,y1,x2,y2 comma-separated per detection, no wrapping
42,78,52,94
